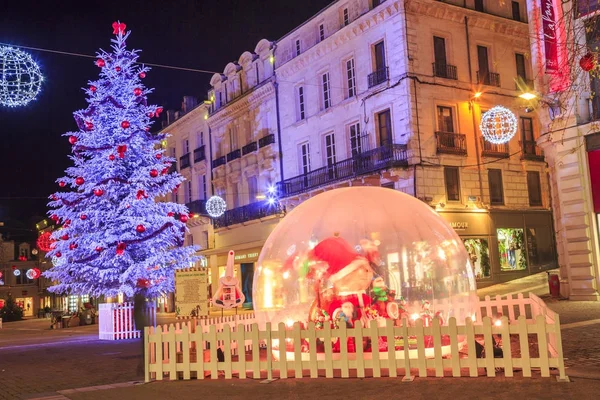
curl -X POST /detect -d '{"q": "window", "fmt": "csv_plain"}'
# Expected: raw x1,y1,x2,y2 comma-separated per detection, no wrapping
16,269,33,285
229,127,238,150
297,86,306,120
521,116,534,142
377,109,392,146
346,58,357,98
463,239,491,278
183,139,190,154
218,92,222,108
197,131,204,147
187,234,194,246
198,175,206,200
319,24,325,41
349,122,362,156
299,142,311,175
477,45,490,84
373,0,384,7
527,171,542,206
497,228,527,270
224,85,228,103
374,41,386,71
325,133,337,179
381,182,395,189
444,167,460,201
433,36,447,68
437,106,455,133
515,53,527,81
322,72,331,110
184,181,192,203
255,65,260,85
202,231,209,249
488,169,504,205
248,176,258,201
343,8,349,26
295,39,301,57
475,0,484,12
512,1,521,21
232,184,240,208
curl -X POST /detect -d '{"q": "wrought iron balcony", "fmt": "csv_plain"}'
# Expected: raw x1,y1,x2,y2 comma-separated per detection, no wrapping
367,67,389,88
179,153,191,169
193,146,206,163
242,141,258,155
213,200,282,229
432,63,458,80
435,132,467,155
226,149,241,162
258,133,276,148
477,71,501,87
186,199,208,215
276,143,408,198
520,140,545,161
480,138,509,157
212,156,226,169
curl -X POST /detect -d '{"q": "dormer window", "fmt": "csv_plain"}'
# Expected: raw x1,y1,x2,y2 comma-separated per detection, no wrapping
295,39,301,57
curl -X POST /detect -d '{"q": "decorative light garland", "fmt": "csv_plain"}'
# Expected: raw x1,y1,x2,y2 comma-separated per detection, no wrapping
0,46,44,107
479,106,518,145
206,195,227,218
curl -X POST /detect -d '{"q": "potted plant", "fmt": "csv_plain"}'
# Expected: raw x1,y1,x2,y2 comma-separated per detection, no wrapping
44,306,52,319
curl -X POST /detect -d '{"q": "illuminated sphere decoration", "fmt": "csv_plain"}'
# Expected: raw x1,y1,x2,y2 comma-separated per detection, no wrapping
37,231,54,252
0,46,44,107
479,106,518,145
206,195,227,218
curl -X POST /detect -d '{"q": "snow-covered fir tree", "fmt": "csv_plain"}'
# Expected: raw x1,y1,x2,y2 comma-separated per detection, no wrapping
44,22,198,299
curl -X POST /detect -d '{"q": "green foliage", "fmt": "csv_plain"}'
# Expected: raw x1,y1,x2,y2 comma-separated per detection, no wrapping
480,239,490,277
0,296,24,322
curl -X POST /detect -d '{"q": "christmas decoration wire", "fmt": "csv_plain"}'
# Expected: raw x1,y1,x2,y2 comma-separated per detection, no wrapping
479,106,518,145
206,195,227,218
0,46,44,107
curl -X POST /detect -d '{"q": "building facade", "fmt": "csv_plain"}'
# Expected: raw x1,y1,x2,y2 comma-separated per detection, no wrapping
524,0,600,300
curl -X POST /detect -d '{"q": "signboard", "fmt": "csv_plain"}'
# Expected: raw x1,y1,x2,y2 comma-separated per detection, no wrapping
541,0,558,72
175,269,209,318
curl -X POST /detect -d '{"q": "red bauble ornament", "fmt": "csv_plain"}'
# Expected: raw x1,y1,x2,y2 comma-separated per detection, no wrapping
90,85,97,92
161,168,168,175
167,212,175,217
63,219,71,227
80,214,87,220
55,252,62,258
136,224,146,233
147,112,155,118
69,136,77,145
580,52,596,72
155,107,163,116
69,242,78,250
50,214,59,222
60,234,69,241
94,188,104,196
31,268,41,279
150,169,159,178
95,59,105,67
86,122,94,131
136,190,147,200
174,184,180,194
116,242,127,255
121,121,130,129
37,232,55,252
59,181,66,187
188,212,195,219
117,144,127,158
180,214,188,223
133,88,142,96
115,66,121,72
51,194,57,201
139,71,146,79
145,127,150,132
95,246,103,252
137,278,151,288
109,154,116,161
75,177,85,185
156,154,162,160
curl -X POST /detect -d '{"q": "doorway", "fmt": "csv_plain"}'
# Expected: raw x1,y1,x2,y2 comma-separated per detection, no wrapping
16,297,34,317
240,263,254,308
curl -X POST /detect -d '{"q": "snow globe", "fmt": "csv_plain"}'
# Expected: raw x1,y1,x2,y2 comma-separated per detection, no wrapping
253,187,478,358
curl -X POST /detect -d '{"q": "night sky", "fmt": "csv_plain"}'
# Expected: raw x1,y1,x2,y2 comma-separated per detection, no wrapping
0,0,332,227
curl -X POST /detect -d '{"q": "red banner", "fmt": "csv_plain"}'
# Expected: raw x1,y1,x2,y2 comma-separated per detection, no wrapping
541,0,558,72
588,149,600,214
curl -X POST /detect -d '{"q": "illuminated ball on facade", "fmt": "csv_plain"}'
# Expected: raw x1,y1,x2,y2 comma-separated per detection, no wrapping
206,195,227,218
479,106,518,145
0,46,44,107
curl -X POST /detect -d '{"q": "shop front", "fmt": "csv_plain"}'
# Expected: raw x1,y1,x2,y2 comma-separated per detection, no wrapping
208,247,261,309
438,210,557,288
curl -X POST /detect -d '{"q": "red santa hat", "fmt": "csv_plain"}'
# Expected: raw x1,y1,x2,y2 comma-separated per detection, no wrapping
308,236,364,283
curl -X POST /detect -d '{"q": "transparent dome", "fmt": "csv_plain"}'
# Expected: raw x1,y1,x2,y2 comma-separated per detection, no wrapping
253,187,478,329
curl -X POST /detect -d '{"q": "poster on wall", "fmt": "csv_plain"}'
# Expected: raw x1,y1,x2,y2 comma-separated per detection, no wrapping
175,269,209,318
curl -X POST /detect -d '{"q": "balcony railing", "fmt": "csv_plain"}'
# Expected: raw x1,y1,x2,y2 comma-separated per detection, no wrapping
179,153,191,169
520,140,545,161
242,141,258,155
213,200,282,229
367,67,389,88
435,132,467,155
212,156,226,169
227,149,241,162
276,143,408,198
432,63,458,80
258,133,276,148
480,138,509,157
477,71,501,87
186,199,208,215
193,146,206,163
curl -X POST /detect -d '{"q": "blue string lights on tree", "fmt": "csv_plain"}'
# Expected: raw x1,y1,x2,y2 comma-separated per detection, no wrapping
0,46,44,107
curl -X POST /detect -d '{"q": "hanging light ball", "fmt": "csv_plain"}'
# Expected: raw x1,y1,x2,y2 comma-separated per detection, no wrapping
0,46,44,107
37,231,55,252
479,106,518,145
206,195,227,218
580,52,596,72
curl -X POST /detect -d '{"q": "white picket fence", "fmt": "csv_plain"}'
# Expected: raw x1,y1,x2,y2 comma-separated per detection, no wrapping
99,302,156,340
144,293,567,382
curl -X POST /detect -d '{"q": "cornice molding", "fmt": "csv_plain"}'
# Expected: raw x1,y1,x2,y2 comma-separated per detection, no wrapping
159,105,209,135
208,80,276,128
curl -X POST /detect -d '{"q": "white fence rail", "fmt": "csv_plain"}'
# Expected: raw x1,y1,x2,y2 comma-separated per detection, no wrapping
99,302,156,340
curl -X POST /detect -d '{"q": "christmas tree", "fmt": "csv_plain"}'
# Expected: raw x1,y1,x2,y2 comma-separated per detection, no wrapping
44,22,198,299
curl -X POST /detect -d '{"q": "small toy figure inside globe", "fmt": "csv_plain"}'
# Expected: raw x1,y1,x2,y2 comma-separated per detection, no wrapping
253,187,478,356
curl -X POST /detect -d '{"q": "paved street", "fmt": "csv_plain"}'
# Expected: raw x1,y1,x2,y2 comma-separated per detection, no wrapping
0,271,598,400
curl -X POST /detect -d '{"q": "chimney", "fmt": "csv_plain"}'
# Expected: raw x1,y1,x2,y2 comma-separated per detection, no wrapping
182,96,198,114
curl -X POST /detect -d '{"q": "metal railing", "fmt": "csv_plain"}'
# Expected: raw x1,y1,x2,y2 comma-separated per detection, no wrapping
185,199,208,215
276,143,408,198
242,141,258,155
477,71,501,87
212,156,226,169
432,63,458,80
226,149,241,162
179,153,191,170
193,146,206,163
480,138,509,157
520,140,545,161
213,200,282,229
435,132,467,155
258,134,276,148
367,67,389,88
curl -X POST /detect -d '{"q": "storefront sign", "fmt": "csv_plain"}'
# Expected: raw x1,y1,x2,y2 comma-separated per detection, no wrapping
234,252,259,261
175,269,209,318
588,149,600,213
450,222,469,230
541,0,558,72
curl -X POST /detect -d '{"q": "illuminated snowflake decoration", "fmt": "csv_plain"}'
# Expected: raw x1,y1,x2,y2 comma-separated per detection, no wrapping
205,195,227,218
13,269,21,277
0,46,44,107
479,106,518,145
26,269,35,280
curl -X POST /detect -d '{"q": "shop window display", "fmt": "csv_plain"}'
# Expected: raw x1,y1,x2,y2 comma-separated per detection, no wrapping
497,228,527,271
463,239,491,278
